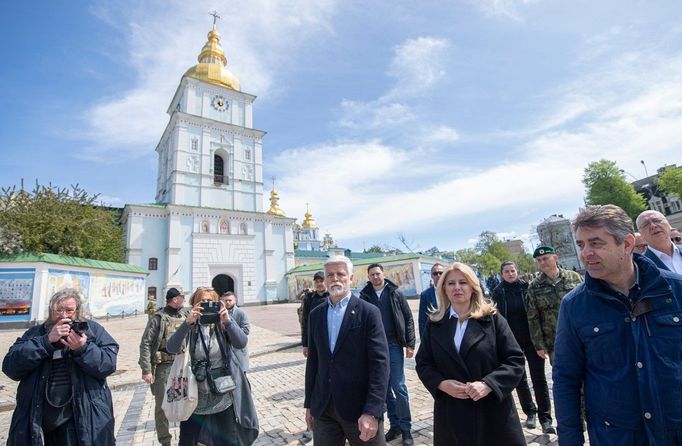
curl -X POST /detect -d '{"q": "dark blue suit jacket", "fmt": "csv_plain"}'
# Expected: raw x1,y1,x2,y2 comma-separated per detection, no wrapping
304,295,389,422
643,246,682,271
418,286,438,341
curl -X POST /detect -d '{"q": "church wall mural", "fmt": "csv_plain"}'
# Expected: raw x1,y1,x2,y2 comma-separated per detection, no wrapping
0,268,35,321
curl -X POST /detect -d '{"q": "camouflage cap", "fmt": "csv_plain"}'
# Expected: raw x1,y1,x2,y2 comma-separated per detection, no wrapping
533,246,556,258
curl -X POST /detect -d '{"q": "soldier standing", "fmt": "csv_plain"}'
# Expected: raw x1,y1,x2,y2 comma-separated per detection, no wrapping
138,287,188,446
526,246,582,434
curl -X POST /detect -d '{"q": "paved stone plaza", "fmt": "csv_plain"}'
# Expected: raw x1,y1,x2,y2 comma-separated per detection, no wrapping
0,301,570,445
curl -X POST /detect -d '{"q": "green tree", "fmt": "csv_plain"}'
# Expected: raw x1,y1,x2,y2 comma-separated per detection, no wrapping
583,159,647,220
658,165,682,198
365,245,385,254
514,252,535,274
0,182,125,262
453,248,479,265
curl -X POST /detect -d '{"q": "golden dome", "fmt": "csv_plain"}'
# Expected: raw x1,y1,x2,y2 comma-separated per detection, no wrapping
267,188,286,217
302,204,317,228
184,25,240,91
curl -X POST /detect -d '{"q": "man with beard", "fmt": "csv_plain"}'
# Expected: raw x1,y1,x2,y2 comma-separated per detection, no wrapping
360,264,415,446
220,291,251,371
304,255,389,446
3,288,119,446
636,210,682,273
554,204,682,445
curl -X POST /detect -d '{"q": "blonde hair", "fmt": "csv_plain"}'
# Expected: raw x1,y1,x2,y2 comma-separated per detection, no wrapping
190,287,219,306
430,262,496,322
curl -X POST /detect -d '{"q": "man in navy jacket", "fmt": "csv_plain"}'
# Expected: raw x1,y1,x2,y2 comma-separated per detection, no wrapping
304,255,389,445
554,205,682,445
418,263,444,341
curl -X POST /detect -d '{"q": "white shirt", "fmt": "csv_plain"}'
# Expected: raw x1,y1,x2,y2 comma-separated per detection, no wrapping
449,308,469,352
649,244,682,274
374,287,385,300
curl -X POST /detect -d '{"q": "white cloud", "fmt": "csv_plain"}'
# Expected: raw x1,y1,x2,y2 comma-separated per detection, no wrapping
474,0,539,21
424,125,460,143
337,100,415,130
384,37,450,100
79,0,338,161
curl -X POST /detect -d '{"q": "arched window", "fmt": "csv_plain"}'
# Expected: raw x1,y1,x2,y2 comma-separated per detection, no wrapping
214,154,225,184
219,219,230,234
201,220,209,233
240,222,248,235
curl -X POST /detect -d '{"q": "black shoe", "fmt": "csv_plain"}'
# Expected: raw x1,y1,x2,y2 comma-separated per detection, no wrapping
541,421,556,434
525,414,537,429
385,426,401,442
401,430,414,446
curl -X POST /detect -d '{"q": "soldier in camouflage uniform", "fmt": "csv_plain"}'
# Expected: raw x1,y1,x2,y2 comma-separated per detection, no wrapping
138,288,188,446
527,246,583,365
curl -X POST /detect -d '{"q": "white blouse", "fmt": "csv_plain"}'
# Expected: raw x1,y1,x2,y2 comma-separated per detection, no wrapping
449,307,469,352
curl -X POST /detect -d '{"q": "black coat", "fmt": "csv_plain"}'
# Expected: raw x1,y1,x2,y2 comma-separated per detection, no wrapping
415,309,525,446
304,295,389,422
2,320,119,446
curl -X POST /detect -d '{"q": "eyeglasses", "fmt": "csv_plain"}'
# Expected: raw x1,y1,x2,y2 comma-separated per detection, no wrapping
673,236,682,243
54,307,77,316
639,217,664,230
432,271,443,276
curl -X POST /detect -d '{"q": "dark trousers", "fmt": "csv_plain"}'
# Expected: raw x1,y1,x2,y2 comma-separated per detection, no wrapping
44,420,78,446
516,342,552,423
313,401,386,446
179,405,239,446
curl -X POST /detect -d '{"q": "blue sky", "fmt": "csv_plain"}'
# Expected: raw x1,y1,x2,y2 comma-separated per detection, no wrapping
1,0,680,253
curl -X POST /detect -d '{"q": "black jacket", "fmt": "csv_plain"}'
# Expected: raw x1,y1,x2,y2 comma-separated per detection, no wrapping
359,279,416,349
416,310,525,445
304,295,389,422
3,320,119,446
491,280,533,347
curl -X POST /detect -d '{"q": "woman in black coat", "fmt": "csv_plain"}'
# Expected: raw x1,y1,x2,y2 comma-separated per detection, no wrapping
416,262,526,446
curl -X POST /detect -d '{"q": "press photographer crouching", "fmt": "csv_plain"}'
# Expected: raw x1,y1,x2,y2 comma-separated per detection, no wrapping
2,288,119,446
166,287,258,446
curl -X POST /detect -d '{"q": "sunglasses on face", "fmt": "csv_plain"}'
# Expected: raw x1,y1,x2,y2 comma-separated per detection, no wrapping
432,271,443,276
673,236,682,243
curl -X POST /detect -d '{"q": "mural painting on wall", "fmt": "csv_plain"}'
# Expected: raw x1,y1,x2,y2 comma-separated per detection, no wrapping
48,269,91,318
0,269,35,321
89,274,145,317
351,263,418,297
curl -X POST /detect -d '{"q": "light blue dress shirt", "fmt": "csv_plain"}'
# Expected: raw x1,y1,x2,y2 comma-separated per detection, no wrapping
327,294,351,352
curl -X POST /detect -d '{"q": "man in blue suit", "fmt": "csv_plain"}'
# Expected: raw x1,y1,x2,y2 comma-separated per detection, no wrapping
636,210,682,273
304,255,389,446
418,263,444,341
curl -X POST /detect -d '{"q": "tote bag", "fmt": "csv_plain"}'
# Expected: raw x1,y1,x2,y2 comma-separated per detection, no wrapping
161,351,198,422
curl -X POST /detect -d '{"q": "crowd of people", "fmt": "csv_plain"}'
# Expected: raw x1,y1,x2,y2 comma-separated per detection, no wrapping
2,206,681,445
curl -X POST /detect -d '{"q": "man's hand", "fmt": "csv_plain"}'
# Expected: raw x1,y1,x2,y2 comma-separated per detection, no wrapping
357,413,378,442
48,318,72,343
61,330,87,351
302,347,308,357
465,381,492,401
305,409,314,432
405,347,414,359
438,379,470,399
142,374,154,384
536,349,547,359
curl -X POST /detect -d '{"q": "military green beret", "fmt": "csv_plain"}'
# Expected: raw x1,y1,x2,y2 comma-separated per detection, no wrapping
533,246,556,258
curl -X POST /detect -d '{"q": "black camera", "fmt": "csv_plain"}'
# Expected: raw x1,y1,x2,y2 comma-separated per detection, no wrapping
69,321,89,335
200,301,221,324
193,359,208,382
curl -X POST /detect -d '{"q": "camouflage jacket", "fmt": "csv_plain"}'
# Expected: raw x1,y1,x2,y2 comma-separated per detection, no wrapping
138,305,188,375
526,268,583,358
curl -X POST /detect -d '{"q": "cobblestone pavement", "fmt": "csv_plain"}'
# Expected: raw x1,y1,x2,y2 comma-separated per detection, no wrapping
0,301,575,445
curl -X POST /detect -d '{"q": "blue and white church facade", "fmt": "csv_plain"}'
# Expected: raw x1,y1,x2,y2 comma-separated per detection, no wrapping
123,25,295,305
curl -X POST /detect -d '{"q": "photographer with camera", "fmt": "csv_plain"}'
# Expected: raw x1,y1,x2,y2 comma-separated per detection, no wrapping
166,287,258,446
2,288,119,446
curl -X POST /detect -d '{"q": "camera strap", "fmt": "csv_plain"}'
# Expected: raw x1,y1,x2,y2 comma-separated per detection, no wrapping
196,323,213,368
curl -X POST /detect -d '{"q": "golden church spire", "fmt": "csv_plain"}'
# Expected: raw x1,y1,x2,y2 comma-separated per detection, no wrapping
267,181,286,217
302,203,317,228
184,14,241,91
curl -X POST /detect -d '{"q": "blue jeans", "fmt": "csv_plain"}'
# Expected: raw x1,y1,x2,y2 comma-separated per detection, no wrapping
386,342,411,431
